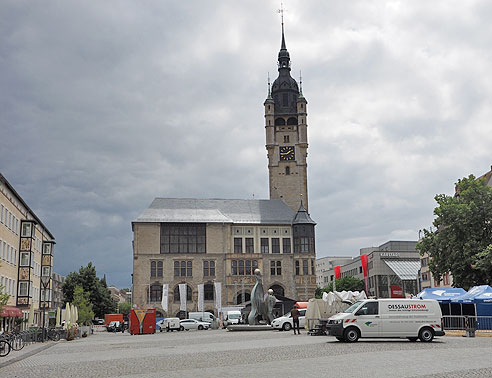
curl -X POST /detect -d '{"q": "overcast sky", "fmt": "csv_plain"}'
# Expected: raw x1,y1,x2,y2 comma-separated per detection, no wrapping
1,1,492,288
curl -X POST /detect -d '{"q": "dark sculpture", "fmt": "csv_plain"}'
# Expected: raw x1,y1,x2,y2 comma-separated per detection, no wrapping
248,269,276,325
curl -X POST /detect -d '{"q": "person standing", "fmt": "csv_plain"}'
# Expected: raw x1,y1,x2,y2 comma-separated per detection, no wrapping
291,305,300,335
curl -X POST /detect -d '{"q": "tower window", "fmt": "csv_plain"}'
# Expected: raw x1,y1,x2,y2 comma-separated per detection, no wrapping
285,166,290,175
283,135,289,143
268,105,271,110
287,117,297,125
275,118,286,126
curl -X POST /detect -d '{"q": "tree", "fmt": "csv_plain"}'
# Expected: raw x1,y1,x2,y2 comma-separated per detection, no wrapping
0,284,10,315
118,302,131,319
315,276,365,298
72,286,94,325
62,262,117,318
417,175,492,289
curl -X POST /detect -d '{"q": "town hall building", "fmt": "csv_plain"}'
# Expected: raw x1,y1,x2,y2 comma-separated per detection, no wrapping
132,24,316,317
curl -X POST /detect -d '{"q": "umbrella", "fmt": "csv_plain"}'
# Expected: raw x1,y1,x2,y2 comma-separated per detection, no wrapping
64,302,71,328
27,305,35,327
56,307,61,327
74,306,78,324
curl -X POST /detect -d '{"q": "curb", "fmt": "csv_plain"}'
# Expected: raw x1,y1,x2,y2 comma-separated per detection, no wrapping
0,342,56,369
445,330,492,338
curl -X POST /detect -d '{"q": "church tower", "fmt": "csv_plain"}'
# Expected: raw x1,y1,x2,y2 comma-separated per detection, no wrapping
265,21,309,213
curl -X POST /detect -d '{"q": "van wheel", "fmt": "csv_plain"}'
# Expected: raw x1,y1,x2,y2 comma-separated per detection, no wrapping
344,327,360,343
198,325,203,330
419,327,434,342
407,337,418,342
283,323,292,331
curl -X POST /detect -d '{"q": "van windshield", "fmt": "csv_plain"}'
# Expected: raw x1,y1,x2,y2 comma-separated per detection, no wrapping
343,301,363,313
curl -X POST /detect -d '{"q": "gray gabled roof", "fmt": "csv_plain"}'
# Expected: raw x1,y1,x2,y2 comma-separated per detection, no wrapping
134,198,297,225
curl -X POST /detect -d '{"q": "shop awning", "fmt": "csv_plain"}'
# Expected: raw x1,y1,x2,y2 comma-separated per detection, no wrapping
0,305,23,317
384,260,421,281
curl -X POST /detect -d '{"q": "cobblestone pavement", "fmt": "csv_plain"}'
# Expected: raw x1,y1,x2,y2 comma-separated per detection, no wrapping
1,330,491,378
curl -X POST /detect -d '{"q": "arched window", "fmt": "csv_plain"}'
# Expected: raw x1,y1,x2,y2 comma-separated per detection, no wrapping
151,261,156,277
149,284,162,302
269,284,284,297
287,117,297,125
236,291,251,305
173,285,192,302
204,283,214,301
275,118,286,126
157,261,163,277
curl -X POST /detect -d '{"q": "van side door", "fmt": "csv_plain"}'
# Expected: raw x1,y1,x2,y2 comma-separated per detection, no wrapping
354,301,381,337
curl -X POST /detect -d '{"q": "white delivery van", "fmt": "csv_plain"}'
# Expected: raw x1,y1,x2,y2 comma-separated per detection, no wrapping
223,310,242,327
158,317,181,332
327,299,444,342
189,312,216,323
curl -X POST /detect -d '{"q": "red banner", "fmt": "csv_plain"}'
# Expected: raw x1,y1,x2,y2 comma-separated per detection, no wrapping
334,266,341,279
360,254,369,295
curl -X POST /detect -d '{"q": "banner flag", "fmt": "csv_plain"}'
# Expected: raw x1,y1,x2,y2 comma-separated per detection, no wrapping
214,282,222,312
197,284,204,312
179,284,187,312
161,284,168,313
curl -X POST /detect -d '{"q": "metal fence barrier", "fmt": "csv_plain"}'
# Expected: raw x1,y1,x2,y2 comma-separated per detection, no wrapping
442,315,492,336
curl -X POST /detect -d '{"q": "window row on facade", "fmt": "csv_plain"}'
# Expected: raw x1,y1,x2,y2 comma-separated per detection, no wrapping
149,259,216,278
0,275,16,297
1,239,17,267
147,283,213,303
0,203,20,235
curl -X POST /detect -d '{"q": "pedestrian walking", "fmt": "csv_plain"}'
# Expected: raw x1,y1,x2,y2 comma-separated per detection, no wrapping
291,305,300,335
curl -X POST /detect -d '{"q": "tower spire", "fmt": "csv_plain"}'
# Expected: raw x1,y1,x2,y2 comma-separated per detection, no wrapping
279,3,286,50
267,72,272,98
299,70,304,97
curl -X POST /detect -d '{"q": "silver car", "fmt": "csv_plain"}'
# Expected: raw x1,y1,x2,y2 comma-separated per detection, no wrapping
179,319,211,331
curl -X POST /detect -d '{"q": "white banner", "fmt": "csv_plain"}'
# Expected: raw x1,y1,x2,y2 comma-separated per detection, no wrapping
161,284,168,313
214,282,222,312
179,284,187,312
197,284,204,312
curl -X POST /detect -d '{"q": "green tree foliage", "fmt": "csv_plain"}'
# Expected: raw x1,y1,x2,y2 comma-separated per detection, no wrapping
417,175,492,289
315,276,365,298
72,286,94,325
118,302,132,319
0,284,10,315
62,262,117,318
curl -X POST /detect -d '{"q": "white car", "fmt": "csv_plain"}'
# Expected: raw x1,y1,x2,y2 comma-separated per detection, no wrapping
271,309,306,331
179,319,211,331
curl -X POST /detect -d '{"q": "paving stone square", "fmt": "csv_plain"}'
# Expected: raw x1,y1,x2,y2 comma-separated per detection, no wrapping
1,330,492,377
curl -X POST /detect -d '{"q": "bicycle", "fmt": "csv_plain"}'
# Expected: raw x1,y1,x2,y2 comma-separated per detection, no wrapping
0,336,11,357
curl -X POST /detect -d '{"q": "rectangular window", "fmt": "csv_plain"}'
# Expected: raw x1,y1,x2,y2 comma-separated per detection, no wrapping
295,260,300,275
21,222,32,237
18,281,29,296
232,260,257,276
151,261,156,277
271,261,282,276
203,260,215,277
245,238,254,253
174,260,192,277
312,259,315,275
271,238,280,253
43,243,52,255
232,260,238,275
42,266,51,277
261,238,269,254
157,261,163,277
20,252,30,266
174,261,179,277
0,205,3,223
160,223,206,254
303,259,308,275
234,238,242,253
283,135,289,143
238,260,244,275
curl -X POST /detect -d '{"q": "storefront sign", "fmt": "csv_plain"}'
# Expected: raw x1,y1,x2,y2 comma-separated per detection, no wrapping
391,285,404,298
381,252,400,258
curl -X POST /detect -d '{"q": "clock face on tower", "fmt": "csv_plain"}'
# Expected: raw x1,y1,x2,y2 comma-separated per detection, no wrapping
279,146,295,161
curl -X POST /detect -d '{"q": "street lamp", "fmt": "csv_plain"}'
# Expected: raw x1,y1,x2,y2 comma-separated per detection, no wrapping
40,276,51,342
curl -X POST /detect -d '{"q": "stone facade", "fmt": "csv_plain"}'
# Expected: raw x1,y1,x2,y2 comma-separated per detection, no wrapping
0,173,55,329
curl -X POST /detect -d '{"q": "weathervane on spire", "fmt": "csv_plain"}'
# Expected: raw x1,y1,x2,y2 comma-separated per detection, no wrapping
268,72,271,97
299,70,303,96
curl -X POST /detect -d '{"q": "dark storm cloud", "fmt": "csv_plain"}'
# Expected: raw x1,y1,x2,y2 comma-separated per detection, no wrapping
1,1,491,287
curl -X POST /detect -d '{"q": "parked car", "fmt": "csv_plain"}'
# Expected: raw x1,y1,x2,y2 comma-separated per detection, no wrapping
271,309,306,331
107,320,122,332
157,318,181,332
92,319,104,325
179,319,211,331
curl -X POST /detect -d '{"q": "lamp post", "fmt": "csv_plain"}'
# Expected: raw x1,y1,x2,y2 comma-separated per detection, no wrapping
40,276,51,342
